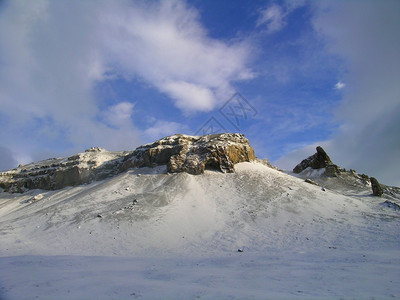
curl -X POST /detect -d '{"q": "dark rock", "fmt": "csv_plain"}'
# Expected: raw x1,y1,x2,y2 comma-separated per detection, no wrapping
304,179,319,186
325,164,340,177
370,177,383,196
293,146,339,177
314,146,332,167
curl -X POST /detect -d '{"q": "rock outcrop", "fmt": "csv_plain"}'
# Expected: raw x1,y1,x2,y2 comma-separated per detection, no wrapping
370,177,383,196
291,147,400,197
0,133,255,193
123,133,255,175
293,146,340,176
0,148,130,193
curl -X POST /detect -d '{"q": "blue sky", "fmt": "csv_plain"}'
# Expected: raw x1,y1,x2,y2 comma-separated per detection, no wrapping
0,0,399,186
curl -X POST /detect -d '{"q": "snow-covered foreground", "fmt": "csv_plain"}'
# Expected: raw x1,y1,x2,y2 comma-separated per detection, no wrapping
1,249,399,300
1,162,399,299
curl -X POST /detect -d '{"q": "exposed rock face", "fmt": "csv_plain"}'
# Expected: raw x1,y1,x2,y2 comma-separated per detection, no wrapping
0,148,130,193
123,133,255,175
370,177,383,196
0,133,255,193
293,146,340,177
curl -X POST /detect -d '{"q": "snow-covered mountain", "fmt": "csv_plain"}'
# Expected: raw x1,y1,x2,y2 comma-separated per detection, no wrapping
0,134,399,299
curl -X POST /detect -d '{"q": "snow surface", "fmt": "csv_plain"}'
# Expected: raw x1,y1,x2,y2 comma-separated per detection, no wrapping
0,162,399,299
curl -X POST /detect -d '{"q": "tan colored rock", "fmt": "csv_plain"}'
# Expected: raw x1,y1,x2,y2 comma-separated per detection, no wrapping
127,133,256,175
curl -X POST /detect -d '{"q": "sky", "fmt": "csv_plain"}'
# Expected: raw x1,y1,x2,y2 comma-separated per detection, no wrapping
0,0,399,186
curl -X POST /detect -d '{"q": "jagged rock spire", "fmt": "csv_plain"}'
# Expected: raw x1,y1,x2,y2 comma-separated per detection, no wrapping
293,146,339,176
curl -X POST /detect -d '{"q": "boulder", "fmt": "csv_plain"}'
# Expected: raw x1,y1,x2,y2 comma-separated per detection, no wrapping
304,179,319,186
370,177,383,196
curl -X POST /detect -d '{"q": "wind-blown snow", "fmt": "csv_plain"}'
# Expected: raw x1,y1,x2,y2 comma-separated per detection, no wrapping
0,162,399,299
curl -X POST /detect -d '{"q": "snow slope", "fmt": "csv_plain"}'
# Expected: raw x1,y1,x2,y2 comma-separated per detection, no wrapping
0,162,399,299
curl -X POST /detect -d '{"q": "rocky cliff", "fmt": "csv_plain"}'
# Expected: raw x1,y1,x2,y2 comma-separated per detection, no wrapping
124,133,255,175
293,146,340,176
0,133,255,193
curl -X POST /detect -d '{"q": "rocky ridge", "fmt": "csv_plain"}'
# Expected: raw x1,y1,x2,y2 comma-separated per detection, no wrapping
293,146,400,200
0,133,255,193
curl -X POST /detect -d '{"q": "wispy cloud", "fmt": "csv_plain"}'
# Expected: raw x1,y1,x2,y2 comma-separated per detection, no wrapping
256,1,305,33
257,4,287,33
334,81,346,90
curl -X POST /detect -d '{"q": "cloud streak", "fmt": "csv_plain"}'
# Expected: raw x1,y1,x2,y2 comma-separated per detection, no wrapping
256,1,305,33
257,4,287,33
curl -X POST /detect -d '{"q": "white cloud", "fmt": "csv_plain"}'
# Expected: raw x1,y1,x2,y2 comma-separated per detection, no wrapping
334,81,346,90
0,0,253,166
103,102,135,128
160,81,215,113
144,120,189,142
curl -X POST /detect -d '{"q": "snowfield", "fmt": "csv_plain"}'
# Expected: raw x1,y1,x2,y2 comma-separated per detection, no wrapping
0,162,399,299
